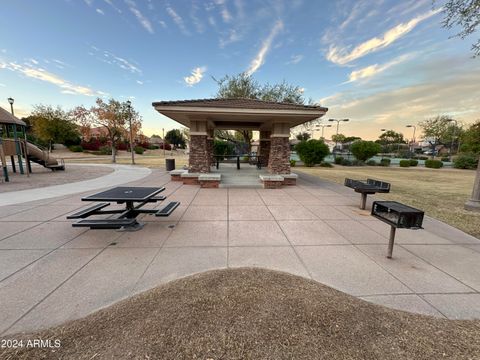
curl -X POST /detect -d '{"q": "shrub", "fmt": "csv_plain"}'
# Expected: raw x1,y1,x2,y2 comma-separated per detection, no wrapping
81,138,107,151
295,140,330,167
399,160,410,167
441,156,450,162
409,159,418,167
134,146,145,155
351,159,365,166
148,145,159,150
379,158,391,167
425,159,443,168
160,143,172,151
417,156,428,160
319,162,333,167
453,153,479,169
99,145,112,155
366,159,377,166
68,145,83,152
334,156,344,165
341,158,352,166
350,140,382,161
213,140,234,156
290,159,296,167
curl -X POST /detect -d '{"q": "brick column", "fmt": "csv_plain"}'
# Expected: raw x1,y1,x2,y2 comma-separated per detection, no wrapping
207,129,214,168
189,134,210,173
268,136,291,174
258,131,271,167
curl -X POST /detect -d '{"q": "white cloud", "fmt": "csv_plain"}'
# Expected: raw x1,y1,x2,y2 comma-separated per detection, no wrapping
90,46,142,75
29,58,39,65
103,0,122,13
136,80,143,85
96,8,104,15
0,83,5,87
166,5,189,35
84,0,93,6
347,54,412,82
219,29,241,48
125,0,154,34
1,61,105,97
287,54,303,64
326,9,440,65
245,20,283,76
184,66,206,86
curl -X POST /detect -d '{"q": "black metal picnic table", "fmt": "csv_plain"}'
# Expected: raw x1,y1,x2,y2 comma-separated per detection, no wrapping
214,155,262,170
67,186,179,230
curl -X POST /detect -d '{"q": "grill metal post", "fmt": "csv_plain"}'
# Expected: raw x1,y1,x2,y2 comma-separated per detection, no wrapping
387,226,396,259
360,193,367,210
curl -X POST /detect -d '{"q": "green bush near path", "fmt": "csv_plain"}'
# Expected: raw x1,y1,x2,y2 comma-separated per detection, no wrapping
409,159,418,167
350,140,382,162
134,146,145,155
379,158,391,167
399,160,410,167
454,153,479,169
425,159,443,168
69,145,83,152
366,159,377,166
295,140,330,167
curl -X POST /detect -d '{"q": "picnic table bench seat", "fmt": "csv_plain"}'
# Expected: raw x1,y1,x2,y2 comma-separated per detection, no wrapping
72,218,137,229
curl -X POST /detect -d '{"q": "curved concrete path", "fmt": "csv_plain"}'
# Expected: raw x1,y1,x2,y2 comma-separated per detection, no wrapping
0,164,151,206
0,169,479,336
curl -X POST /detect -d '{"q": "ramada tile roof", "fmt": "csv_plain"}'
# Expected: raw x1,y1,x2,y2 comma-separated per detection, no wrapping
152,98,327,112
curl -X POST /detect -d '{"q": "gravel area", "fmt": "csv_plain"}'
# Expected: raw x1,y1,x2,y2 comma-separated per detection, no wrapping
2,268,479,360
0,164,113,193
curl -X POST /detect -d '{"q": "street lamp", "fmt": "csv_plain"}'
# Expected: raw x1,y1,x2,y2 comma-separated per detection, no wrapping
7,97,24,174
406,125,416,155
315,124,332,139
328,118,349,157
447,119,458,161
126,100,135,165
7,97,14,116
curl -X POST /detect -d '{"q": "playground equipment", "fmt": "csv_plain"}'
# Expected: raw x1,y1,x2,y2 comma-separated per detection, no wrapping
0,106,64,183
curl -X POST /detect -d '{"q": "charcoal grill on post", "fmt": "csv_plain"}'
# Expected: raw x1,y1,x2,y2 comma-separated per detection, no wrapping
371,201,424,258
344,178,391,210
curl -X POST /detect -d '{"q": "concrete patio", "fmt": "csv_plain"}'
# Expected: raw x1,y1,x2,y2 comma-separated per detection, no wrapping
1,167,480,336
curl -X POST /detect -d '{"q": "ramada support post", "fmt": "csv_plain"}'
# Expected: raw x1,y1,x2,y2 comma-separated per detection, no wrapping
258,131,271,167
268,123,291,175
207,128,214,169
188,120,210,173
465,160,480,212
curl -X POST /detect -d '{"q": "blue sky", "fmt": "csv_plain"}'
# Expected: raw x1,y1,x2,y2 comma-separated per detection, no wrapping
0,0,479,139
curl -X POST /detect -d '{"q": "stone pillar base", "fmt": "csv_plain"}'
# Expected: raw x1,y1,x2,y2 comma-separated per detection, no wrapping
268,136,291,174
189,134,210,173
465,199,480,212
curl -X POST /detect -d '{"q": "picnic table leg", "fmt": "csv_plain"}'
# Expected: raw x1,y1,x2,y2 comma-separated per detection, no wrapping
360,193,367,210
216,158,219,169
387,226,396,259
237,156,240,170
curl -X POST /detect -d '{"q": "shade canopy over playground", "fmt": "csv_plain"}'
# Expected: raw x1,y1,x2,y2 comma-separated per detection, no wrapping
0,106,26,127
152,98,327,175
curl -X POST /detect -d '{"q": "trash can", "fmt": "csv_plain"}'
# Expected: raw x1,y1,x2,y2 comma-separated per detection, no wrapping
165,158,175,171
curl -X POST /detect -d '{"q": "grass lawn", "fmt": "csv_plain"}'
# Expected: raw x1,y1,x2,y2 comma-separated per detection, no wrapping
296,165,480,239
3,268,479,359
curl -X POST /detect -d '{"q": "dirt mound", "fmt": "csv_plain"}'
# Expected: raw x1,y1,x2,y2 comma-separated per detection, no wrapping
2,268,479,359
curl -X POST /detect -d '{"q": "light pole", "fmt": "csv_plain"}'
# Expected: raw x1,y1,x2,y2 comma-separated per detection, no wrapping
126,100,135,165
447,119,458,161
406,125,416,155
328,118,349,158
7,97,24,174
162,128,165,157
316,124,332,139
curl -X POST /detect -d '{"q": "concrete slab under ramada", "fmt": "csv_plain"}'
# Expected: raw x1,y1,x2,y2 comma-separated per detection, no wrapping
1,166,480,336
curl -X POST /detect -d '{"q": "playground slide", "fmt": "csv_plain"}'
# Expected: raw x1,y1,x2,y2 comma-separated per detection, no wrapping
26,142,64,169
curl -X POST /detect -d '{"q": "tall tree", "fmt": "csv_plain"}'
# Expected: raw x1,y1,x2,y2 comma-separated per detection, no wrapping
296,132,311,141
165,129,186,148
214,73,309,152
377,130,405,145
438,0,480,57
460,120,480,154
72,98,142,163
29,105,80,151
